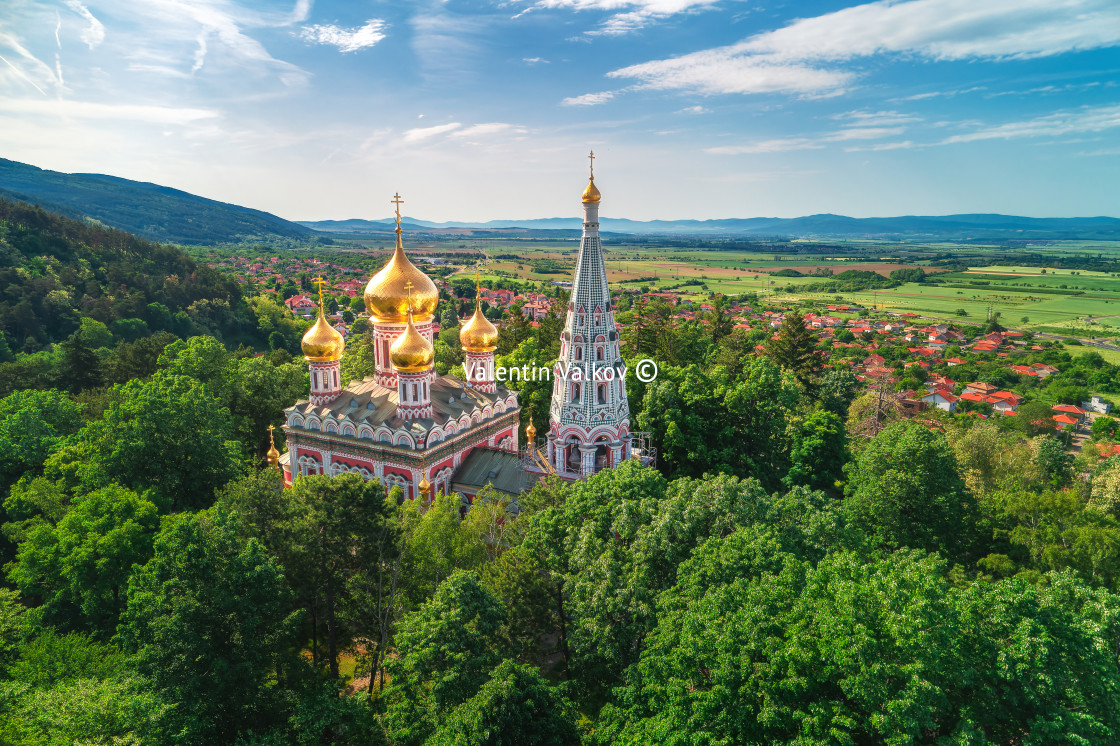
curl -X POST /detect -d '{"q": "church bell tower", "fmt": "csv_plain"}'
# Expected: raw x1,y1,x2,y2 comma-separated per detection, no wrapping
545,152,631,476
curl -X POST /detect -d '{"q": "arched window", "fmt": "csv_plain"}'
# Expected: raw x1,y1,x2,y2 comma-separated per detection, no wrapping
575,346,583,361
596,346,604,361
572,382,581,403
597,383,607,405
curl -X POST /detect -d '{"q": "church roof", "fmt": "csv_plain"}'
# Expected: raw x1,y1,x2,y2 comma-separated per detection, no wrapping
452,447,528,495
286,374,514,439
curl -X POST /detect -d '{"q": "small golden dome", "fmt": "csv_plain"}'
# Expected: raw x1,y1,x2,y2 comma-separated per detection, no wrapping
460,298,499,353
265,425,281,468
582,178,601,203
301,303,345,362
364,234,439,323
390,308,434,373
525,416,537,442
418,474,431,494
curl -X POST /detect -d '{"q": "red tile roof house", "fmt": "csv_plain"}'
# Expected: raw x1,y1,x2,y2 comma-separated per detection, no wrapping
1030,364,1060,378
285,294,317,315
960,392,989,404
1052,404,1088,423
946,357,967,366
988,399,1018,415
1053,414,1080,429
922,389,958,412
965,382,1000,396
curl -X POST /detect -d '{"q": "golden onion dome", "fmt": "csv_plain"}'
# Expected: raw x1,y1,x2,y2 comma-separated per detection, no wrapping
265,425,281,466
525,416,537,442
582,177,601,203
418,475,431,495
459,298,499,353
301,303,345,363
390,308,434,373
364,235,439,323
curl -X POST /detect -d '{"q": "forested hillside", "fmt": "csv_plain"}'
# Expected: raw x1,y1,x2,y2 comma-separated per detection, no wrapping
0,158,314,244
0,198,259,355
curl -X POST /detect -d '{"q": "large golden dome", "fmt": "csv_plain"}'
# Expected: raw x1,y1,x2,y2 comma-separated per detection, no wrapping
364,234,439,323
390,309,434,373
582,177,601,203
459,297,499,353
301,302,345,362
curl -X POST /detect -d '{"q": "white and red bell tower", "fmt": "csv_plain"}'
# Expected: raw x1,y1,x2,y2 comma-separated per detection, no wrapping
546,152,631,477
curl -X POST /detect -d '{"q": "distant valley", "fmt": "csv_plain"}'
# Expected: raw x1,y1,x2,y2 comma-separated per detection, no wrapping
2,157,1119,244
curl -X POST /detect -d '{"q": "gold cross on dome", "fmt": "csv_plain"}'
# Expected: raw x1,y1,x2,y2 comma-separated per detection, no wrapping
588,150,595,178
392,192,404,229
312,275,328,304
474,270,481,293
404,280,415,314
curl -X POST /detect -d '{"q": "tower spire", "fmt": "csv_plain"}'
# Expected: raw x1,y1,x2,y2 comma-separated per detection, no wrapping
548,155,628,476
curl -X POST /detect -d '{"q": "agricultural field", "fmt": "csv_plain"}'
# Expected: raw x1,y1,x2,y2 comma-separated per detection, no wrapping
449,237,1120,339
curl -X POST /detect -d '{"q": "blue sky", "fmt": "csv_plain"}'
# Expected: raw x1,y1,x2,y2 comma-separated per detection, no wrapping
0,0,1118,221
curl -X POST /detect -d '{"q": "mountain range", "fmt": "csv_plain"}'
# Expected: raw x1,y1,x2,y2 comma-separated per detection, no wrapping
2,157,1118,243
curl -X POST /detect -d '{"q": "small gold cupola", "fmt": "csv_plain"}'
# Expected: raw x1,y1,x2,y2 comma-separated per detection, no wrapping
265,424,281,468
390,286,435,373
459,274,499,353
582,149,601,203
301,277,345,362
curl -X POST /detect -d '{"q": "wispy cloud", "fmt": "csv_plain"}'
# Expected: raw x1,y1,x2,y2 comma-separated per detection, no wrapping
515,0,721,36
299,19,388,53
943,104,1120,144
0,97,220,123
449,122,528,139
609,0,1120,99
64,1,105,50
562,90,616,106
523,56,548,64
707,126,906,154
402,122,463,142
831,109,922,126
892,85,986,101
610,55,854,97
677,105,709,114
844,140,918,152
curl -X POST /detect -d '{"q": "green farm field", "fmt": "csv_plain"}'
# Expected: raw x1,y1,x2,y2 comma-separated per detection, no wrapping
419,236,1120,337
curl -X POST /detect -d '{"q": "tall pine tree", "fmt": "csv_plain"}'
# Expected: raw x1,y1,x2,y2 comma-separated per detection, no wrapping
764,311,822,391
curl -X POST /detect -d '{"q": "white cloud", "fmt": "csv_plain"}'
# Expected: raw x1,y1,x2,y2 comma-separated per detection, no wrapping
739,0,1120,62
402,122,462,142
516,0,720,35
65,1,105,50
844,140,918,152
609,54,854,97
0,96,219,123
562,90,616,106
706,126,905,154
523,57,549,64
676,105,708,114
944,104,1120,144
609,0,1120,98
831,109,922,126
707,138,825,155
449,122,528,139
299,19,387,52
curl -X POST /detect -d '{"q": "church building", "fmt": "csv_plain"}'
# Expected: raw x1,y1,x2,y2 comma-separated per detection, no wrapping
279,195,521,502
280,158,646,500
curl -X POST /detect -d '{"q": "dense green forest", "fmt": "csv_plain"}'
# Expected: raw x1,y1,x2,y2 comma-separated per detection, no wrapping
6,204,1120,743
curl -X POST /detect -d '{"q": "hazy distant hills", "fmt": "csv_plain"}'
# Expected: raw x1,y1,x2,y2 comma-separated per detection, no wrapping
301,214,1120,240
0,158,313,244
3,157,1118,244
